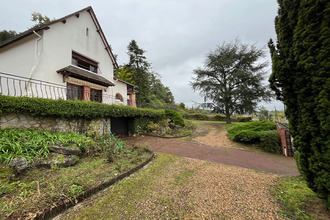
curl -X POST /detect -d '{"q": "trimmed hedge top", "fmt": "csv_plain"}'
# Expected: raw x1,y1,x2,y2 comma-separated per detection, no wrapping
227,121,276,143
0,95,164,119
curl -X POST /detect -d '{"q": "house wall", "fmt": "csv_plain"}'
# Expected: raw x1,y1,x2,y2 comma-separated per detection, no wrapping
0,34,40,78
37,11,114,84
113,80,129,105
0,9,128,105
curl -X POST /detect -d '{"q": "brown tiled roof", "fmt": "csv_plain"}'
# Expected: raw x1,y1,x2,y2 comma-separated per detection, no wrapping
57,65,115,87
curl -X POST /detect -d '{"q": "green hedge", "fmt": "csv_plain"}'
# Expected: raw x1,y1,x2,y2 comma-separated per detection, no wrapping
185,113,209,121
228,121,277,143
211,114,226,121
0,95,164,119
234,116,252,122
184,113,251,122
259,130,282,154
233,130,260,143
165,109,185,127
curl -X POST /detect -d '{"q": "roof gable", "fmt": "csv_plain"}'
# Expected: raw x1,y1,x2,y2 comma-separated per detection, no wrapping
0,6,118,68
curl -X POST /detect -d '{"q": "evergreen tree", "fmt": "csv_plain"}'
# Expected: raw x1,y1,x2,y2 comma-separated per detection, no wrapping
124,40,175,108
0,30,17,44
114,66,134,84
269,0,330,207
125,40,152,107
191,40,272,123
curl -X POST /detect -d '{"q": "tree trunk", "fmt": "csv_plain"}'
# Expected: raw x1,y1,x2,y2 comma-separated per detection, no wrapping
225,106,231,124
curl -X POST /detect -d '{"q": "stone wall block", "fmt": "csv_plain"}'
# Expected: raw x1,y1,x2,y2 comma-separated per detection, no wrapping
1,113,111,135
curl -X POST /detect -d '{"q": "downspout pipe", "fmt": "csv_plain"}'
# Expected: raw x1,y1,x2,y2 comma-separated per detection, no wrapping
25,31,43,95
33,30,42,57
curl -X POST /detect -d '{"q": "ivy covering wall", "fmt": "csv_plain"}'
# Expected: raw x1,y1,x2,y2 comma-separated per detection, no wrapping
0,95,164,119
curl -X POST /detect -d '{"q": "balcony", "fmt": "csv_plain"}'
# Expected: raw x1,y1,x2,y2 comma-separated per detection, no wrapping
0,72,130,106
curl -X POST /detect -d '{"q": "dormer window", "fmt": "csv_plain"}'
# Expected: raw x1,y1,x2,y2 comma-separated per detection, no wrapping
72,52,98,73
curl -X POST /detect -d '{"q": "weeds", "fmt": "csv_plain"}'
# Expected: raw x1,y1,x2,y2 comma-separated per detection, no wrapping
146,120,196,137
272,176,317,219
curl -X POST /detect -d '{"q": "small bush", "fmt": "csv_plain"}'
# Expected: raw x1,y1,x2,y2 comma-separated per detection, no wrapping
165,109,185,127
212,114,226,121
228,121,276,144
186,113,209,121
235,116,252,122
146,122,161,132
233,130,260,143
259,130,282,154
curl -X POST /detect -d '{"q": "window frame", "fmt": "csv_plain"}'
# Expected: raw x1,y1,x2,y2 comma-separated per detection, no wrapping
115,93,124,102
72,52,98,73
67,83,83,101
90,88,102,103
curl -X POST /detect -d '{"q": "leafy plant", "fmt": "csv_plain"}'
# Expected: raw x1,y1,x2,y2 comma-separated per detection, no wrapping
0,95,164,120
233,130,260,143
0,129,91,163
228,121,276,144
69,183,85,203
185,113,209,121
259,130,282,154
165,109,185,127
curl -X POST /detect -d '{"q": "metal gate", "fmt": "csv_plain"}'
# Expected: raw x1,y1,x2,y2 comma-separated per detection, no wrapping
285,130,294,157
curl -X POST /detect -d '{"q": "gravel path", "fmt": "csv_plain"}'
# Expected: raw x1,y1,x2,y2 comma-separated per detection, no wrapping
57,154,284,220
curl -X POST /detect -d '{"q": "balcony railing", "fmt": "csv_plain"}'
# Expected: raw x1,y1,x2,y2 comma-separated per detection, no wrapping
0,72,129,105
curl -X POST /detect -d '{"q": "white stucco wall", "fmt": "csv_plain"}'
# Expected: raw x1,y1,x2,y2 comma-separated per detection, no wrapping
37,10,114,86
0,33,40,78
112,80,128,105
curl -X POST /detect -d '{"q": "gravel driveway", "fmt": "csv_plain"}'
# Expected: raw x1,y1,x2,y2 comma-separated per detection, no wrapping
58,154,284,220
127,122,299,176
56,122,299,219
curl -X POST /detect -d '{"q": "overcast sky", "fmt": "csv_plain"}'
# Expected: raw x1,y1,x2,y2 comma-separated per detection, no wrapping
0,0,284,111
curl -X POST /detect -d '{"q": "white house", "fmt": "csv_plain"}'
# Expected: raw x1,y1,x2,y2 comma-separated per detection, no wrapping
0,6,136,107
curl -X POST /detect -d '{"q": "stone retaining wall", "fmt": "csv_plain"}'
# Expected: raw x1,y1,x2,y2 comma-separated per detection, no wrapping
0,113,111,135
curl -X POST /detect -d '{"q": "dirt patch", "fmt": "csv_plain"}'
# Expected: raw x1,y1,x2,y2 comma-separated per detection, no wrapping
193,125,233,148
191,123,259,151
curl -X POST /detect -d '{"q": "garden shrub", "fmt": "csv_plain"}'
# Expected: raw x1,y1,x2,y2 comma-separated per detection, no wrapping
0,95,164,119
259,130,282,154
228,121,277,144
165,109,185,127
186,113,209,121
212,114,226,121
235,116,252,122
233,130,260,143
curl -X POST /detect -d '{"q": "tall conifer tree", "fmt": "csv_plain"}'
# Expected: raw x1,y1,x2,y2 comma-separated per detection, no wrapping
269,0,330,207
